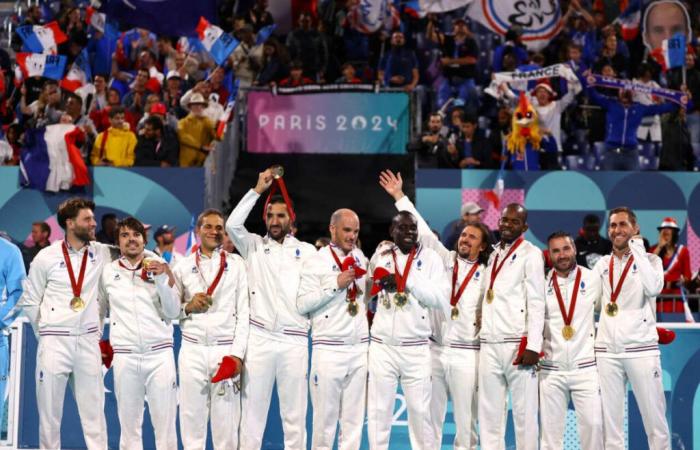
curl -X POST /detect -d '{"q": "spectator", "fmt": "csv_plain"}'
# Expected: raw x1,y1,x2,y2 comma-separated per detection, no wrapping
633,64,662,145
177,93,216,167
90,87,139,132
667,52,700,144
138,102,178,134
414,112,448,167
245,0,275,33
231,26,262,88
650,217,692,313
4,124,22,166
286,11,328,82
152,224,183,264
255,38,289,86
442,201,485,250
89,74,109,112
209,67,230,105
91,105,138,167
21,221,51,270
594,30,629,78
378,31,419,91
96,213,118,245
21,81,64,128
659,108,694,171
574,214,612,269
430,18,478,109
22,5,43,26
163,71,188,119
279,60,315,87
566,42,587,74
180,81,224,123
134,115,179,167
64,93,97,156
156,36,178,73
122,68,153,116
493,27,528,72
582,77,678,170
456,113,500,169
335,63,362,84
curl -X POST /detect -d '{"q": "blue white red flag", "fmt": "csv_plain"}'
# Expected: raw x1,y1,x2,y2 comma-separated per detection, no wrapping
196,17,240,66
16,53,67,80
16,21,67,54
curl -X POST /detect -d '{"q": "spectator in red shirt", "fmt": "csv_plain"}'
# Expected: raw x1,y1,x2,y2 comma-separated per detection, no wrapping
335,63,362,84
279,60,314,87
90,87,138,132
650,217,692,313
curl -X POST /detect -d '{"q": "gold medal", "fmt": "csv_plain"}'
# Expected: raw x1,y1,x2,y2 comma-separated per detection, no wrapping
486,289,494,303
605,302,618,317
562,325,575,340
270,164,284,179
70,296,85,312
394,292,408,308
451,306,459,320
142,258,154,271
206,295,213,306
347,301,358,316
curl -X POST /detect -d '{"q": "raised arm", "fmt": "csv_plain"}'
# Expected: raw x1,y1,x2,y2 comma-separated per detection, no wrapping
225,169,274,258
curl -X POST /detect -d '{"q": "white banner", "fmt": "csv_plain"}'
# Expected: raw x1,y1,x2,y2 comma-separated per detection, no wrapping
419,0,472,13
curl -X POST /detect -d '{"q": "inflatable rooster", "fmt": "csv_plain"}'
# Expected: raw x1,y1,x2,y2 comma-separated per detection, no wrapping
507,92,542,170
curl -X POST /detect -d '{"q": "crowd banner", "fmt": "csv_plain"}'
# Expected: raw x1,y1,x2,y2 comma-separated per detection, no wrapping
584,73,690,106
246,90,410,154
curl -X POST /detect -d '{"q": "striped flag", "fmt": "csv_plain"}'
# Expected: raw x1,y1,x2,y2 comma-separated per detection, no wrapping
615,0,641,41
16,21,67,54
185,216,198,256
680,285,696,323
16,53,67,80
196,17,240,66
650,32,687,72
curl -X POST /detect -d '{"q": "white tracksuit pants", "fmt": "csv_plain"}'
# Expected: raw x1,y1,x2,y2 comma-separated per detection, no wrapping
478,343,539,450
430,345,478,450
309,345,367,450
178,341,241,450
113,349,177,450
539,367,603,450
598,356,670,450
367,342,433,450
36,333,107,450
239,329,308,450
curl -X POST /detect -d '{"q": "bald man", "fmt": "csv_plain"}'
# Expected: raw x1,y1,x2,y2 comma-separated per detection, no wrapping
297,209,370,450
478,203,545,450
642,0,690,51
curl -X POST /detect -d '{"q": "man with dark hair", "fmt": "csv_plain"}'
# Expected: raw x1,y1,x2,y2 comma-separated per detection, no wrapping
650,217,691,312
380,170,488,449
173,208,249,449
540,231,603,450
285,11,328,82
99,216,179,449
23,222,51,269
455,113,499,169
18,197,111,449
96,213,118,245
593,206,670,449
378,31,419,92
91,105,138,166
366,207,449,450
122,68,152,116
226,169,316,448
414,112,448,168
575,214,613,270
478,203,545,450
134,115,179,167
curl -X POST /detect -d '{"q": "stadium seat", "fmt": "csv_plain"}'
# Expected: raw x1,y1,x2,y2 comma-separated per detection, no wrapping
584,154,597,171
640,142,656,158
565,155,582,170
593,142,606,160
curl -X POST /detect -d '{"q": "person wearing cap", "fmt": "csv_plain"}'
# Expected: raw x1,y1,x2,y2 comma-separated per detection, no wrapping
574,214,612,270
592,206,670,449
134,115,180,167
231,25,263,88
650,217,692,313
153,224,184,265
226,168,316,449
180,80,224,123
442,201,485,251
164,70,189,119
177,93,216,167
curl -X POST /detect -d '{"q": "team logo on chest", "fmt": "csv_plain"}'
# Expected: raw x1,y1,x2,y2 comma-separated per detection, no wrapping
295,248,301,259
114,273,121,281
191,266,198,274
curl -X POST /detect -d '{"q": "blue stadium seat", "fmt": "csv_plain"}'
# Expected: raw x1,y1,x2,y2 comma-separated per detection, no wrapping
639,142,656,158
584,154,597,170
692,143,700,159
593,142,606,160
565,155,583,170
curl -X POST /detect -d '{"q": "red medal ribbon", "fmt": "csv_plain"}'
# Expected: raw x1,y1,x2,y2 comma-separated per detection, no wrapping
196,251,227,296
62,241,88,299
450,258,479,308
262,178,296,223
118,259,149,281
609,254,635,304
391,247,417,294
488,237,524,292
552,268,582,326
330,247,357,300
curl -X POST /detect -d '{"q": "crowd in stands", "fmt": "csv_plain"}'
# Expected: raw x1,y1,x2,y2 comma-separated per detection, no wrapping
0,0,699,170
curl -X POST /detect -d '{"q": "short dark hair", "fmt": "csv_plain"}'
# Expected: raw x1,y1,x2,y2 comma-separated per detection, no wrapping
462,113,477,125
116,216,147,243
101,213,117,228
609,206,637,226
109,105,126,117
583,214,600,226
268,194,294,210
547,230,574,246
57,198,96,230
197,208,224,227
32,221,51,237
144,115,164,131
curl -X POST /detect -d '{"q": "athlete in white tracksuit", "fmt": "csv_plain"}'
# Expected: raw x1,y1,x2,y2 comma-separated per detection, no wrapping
98,219,180,450
367,211,450,450
227,170,316,450
539,233,603,450
478,204,545,450
18,199,111,450
173,213,249,450
297,209,370,450
593,208,670,450
383,175,486,450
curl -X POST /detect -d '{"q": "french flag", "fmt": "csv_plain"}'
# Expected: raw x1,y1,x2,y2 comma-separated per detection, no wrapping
86,6,119,38
60,49,92,92
19,124,90,193
196,17,240,66
16,53,67,80
650,32,687,72
615,0,641,41
16,21,67,54
217,99,235,139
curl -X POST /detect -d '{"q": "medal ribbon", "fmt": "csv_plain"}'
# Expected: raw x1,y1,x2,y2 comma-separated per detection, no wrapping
262,178,296,223
118,258,149,281
450,258,479,308
62,241,88,299
488,237,524,292
609,254,635,304
330,247,357,300
196,251,227,296
391,247,417,294
552,268,582,326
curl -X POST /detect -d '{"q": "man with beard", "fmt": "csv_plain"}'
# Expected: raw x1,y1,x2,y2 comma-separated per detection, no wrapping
98,217,180,450
297,209,370,450
226,168,316,449
18,198,113,449
174,208,249,449
377,31,419,91
379,170,490,450
153,224,183,265
367,210,449,450
478,203,545,450
593,207,670,450
540,232,603,450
